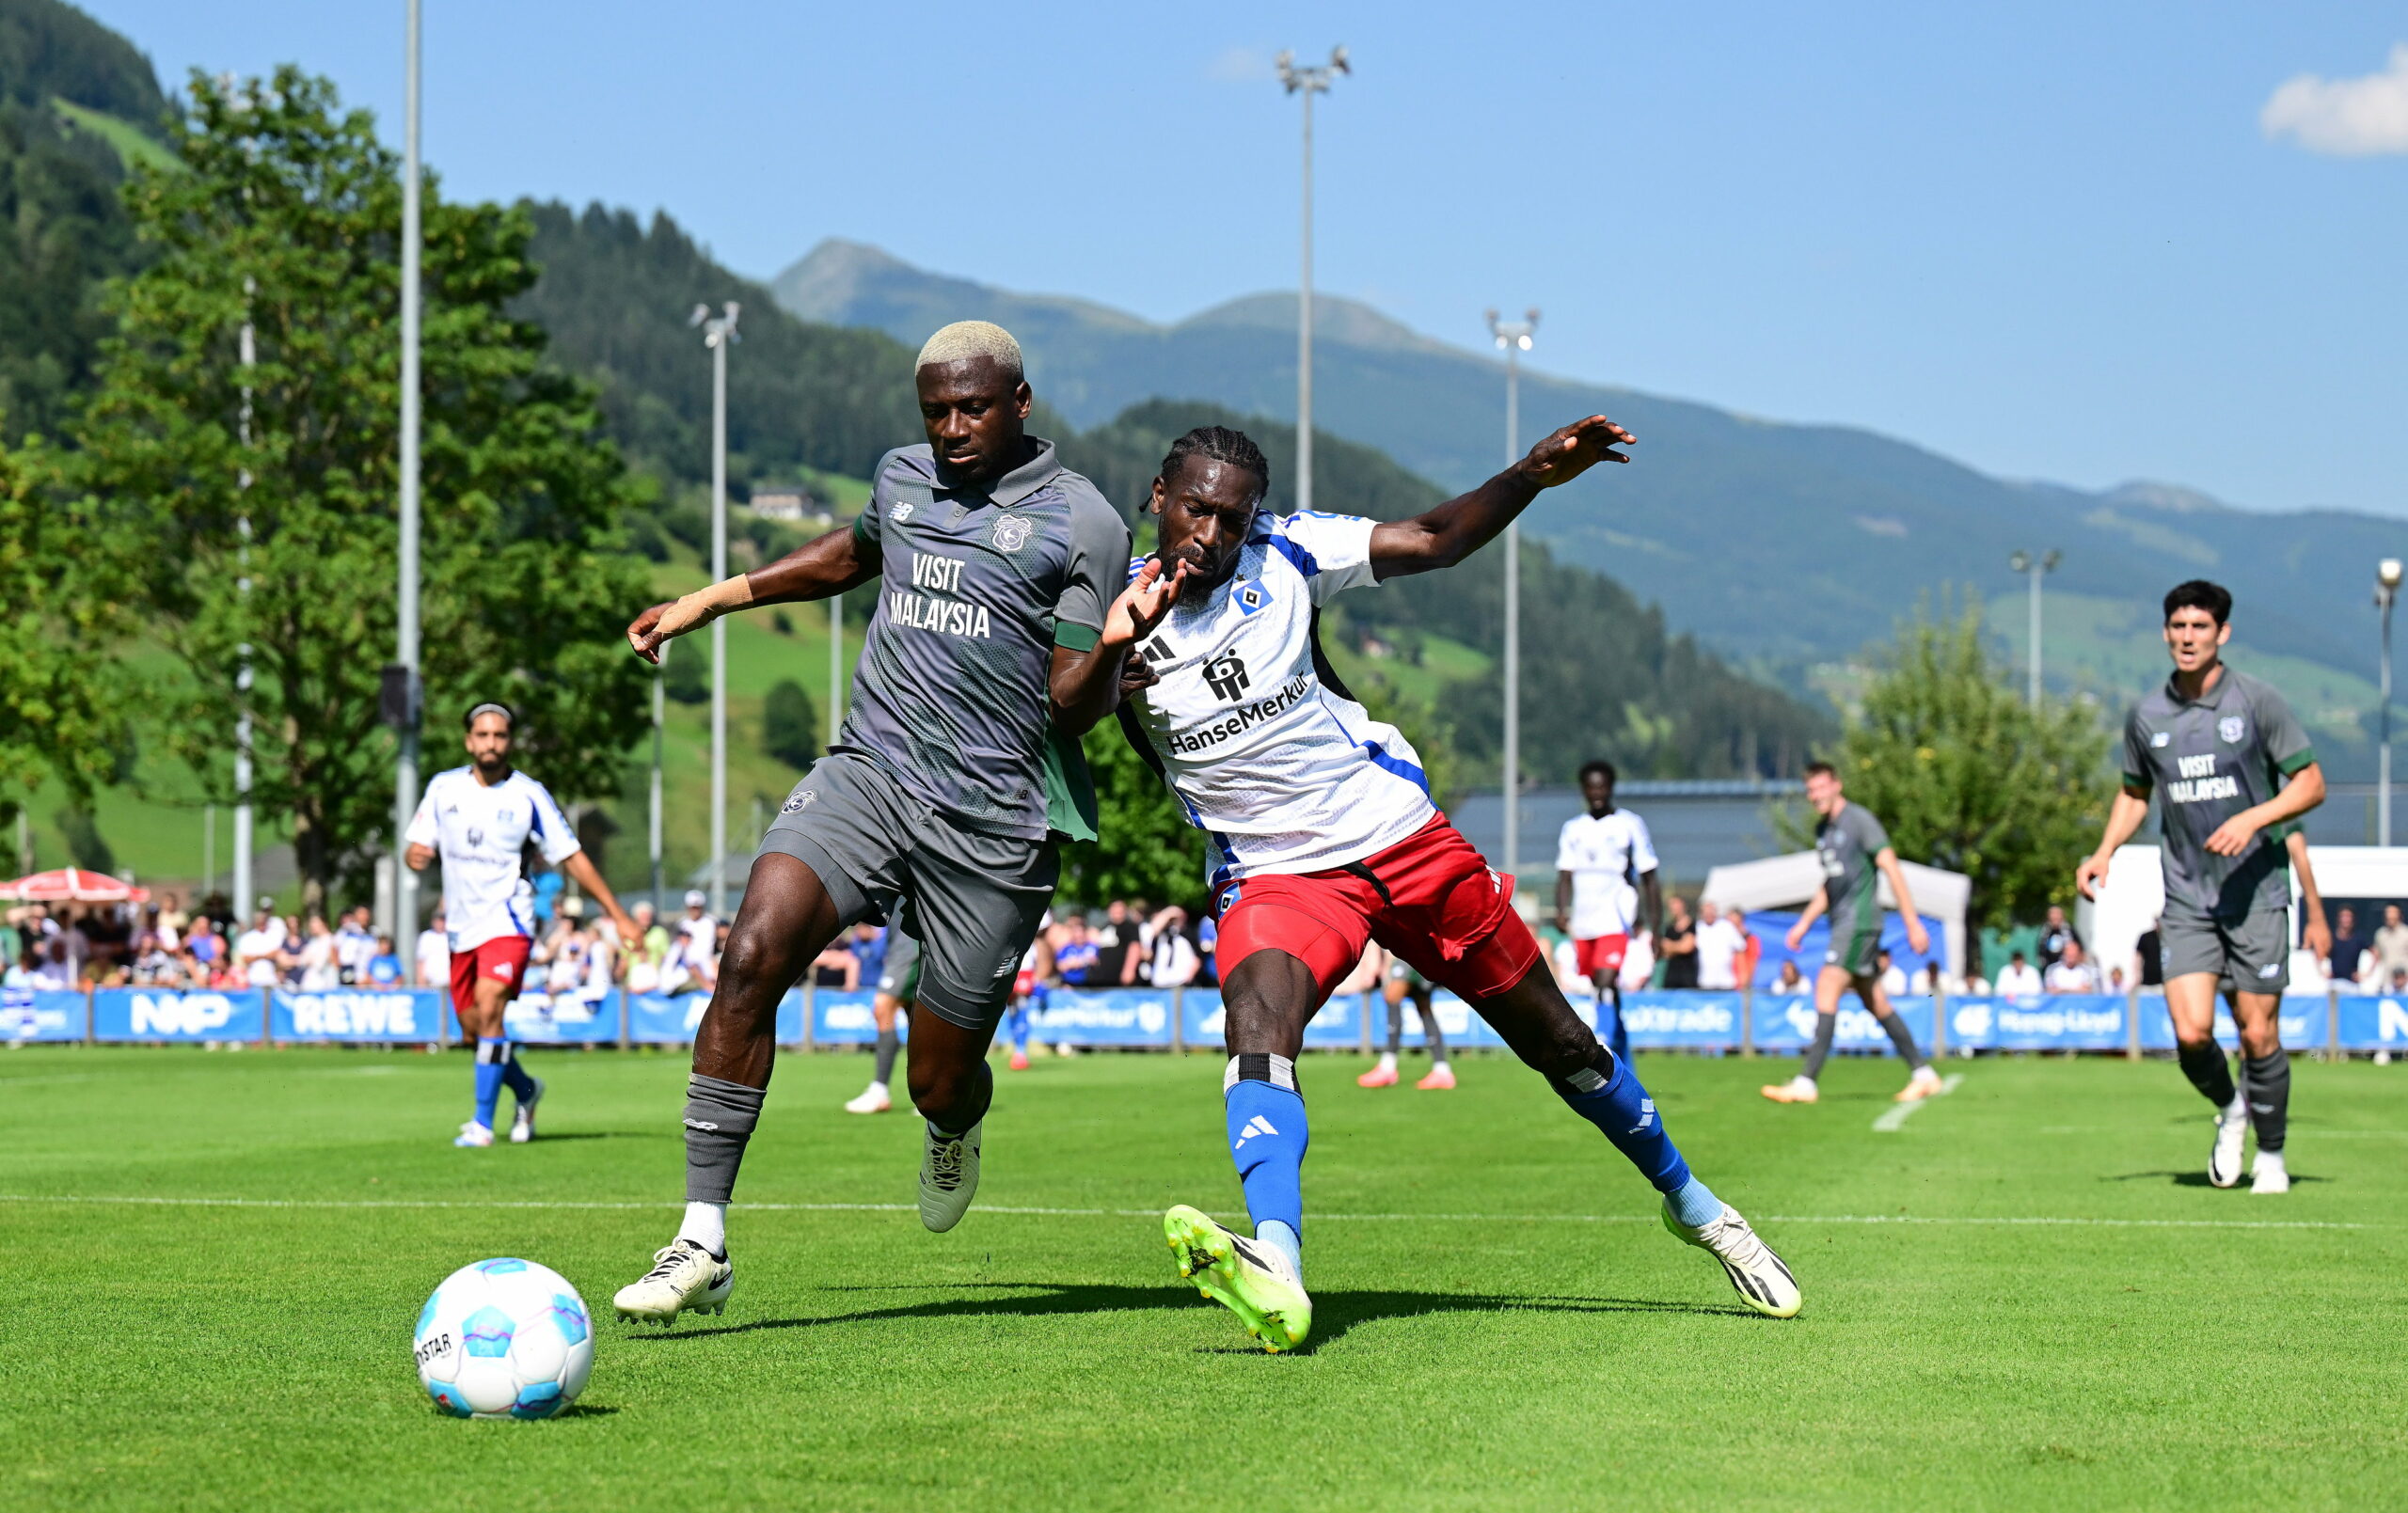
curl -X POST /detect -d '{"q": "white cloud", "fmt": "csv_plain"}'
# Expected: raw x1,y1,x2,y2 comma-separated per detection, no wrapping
1206,46,1271,84
2261,43,2408,156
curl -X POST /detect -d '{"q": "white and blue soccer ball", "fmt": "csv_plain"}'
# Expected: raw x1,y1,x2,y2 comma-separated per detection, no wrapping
413,1258,594,1420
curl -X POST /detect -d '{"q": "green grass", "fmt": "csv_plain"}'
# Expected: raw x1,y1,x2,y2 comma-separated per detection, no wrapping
4,1047,2403,1509
52,99,180,175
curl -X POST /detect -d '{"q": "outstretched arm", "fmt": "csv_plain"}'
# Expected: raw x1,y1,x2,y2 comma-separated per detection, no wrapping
1367,415,1634,581
558,849,642,951
626,524,881,665
1877,847,1930,955
1048,559,1190,736
2077,786,2154,900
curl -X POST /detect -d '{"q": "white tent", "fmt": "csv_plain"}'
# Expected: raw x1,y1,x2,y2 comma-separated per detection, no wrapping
2080,844,2408,992
1701,853,1972,978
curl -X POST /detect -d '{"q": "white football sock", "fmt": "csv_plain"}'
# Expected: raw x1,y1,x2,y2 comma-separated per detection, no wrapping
677,1201,726,1256
1431,1059,1450,1075
1376,1052,1398,1073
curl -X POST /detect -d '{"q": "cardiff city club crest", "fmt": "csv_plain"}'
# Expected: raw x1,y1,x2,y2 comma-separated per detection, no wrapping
2218,715,2246,744
991,514,1033,552
780,789,816,815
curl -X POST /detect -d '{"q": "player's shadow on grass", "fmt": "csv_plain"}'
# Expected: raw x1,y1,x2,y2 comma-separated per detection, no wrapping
2108,1170,2328,1188
620,1283,1757,1352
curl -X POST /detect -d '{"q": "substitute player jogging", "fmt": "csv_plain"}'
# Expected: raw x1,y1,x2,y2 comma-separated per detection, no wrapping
1553,758,1661,1064
2078,580,2324,1193
610,323,1153,1324
1113,421,1799,1352
1762,762,1942,1105
404,702,642,1147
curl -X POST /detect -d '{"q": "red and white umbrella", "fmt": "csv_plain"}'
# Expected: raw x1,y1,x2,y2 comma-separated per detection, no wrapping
0,868,150,904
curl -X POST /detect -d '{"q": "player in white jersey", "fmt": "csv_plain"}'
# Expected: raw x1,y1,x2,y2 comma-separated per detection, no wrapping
406,703,642,1147
1553,759,1662,1064
1108,423,1799,1352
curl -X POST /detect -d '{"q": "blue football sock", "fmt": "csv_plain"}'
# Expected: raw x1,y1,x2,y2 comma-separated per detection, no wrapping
472,1039,507,1129
1254,1219,1303,1278
499,1043,536,1102
1225,1054,1307,1247
1007,1002,1030,1053
1665,1174,1724,1227
1551,1046,1692,1195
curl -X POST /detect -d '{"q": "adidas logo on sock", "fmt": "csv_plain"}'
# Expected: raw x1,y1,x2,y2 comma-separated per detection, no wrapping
1627,1097,1657,1135
1233,1114,1279,1150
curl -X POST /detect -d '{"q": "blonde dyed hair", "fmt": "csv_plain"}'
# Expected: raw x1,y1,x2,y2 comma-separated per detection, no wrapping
915,320,1023,380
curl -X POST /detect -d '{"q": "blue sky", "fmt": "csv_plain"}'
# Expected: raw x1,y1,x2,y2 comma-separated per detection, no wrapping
83,1,2408,517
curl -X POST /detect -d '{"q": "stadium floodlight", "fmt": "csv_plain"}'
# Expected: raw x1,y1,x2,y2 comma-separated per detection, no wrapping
1486,307,1538,878
2379,560,2403,846
2008,548,2060,707
392,0,424,984
694,300,741,916
1275,45,1349,513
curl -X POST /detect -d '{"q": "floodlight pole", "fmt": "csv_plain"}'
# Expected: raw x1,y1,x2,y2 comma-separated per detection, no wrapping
650,642,666,908
1488,308,1537,878
234,287,256,922
2379,559,2402,845
2008,549,2059,707
393,0,423,984
1277,47,1347,513
696,301,740,917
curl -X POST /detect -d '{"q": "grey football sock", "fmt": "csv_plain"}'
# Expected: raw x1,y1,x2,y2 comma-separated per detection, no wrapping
1877,1011,1929,1072
683,1074,766,1205
2177,1040,2239,1109
873,1026,901,1086
2243,1050,2289,1154
1798,1011,1839,1080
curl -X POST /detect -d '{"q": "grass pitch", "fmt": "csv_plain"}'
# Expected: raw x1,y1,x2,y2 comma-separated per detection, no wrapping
5,1045,2404,1510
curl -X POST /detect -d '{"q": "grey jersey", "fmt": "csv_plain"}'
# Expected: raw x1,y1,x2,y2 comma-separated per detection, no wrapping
837,439,1129,842
1814,801,1891,923
2122,666,2315,918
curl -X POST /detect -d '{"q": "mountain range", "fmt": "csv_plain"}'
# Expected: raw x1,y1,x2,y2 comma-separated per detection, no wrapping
772,239,2404,769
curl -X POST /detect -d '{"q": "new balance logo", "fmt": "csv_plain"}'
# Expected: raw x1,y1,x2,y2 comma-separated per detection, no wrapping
1232,1114,1279,1150
1203,651,1251,701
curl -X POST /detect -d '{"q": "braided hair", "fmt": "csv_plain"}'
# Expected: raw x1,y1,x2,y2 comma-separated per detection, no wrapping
1158,425,1270,504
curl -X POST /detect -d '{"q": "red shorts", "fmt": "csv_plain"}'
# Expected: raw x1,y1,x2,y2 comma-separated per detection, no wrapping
1214,815,1542,1002
449,936,532,1020
1574,934,1629,978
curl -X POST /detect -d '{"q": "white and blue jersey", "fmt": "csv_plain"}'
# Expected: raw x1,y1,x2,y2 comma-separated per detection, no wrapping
1121,511,1436,890
404,766,582,953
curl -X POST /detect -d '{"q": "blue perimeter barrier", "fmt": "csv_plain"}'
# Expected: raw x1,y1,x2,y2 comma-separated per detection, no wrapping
27,982,2393,1055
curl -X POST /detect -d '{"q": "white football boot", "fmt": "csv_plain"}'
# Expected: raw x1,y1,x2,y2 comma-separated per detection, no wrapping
453,1121,494,1148
844,1082,893,1114
509,1077,546,1143
1663,1202,1803,1318
612,1239,734,1325
2209,1097,2249,1189
919,1120,982,1232
2250,1149,2290,1195
1894,1065,1945,1103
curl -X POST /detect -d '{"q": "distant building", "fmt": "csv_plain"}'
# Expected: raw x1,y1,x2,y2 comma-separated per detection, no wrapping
745,486,818,523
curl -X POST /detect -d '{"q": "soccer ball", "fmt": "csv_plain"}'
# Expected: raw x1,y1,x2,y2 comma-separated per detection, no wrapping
413,1258,594,1419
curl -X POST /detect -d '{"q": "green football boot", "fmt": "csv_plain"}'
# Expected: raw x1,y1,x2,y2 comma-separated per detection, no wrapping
1164,1204,1312,1353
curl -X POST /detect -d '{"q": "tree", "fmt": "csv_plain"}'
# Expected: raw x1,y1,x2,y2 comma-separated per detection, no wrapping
1776,596,2113,935
76,69,650,915
1058,719,1207,911
761,678,817,770
0,436,130,834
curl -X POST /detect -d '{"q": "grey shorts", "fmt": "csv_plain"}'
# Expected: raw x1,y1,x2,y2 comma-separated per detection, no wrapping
760,754,1057,1032
2162,905,2289,994
876,929,922,1001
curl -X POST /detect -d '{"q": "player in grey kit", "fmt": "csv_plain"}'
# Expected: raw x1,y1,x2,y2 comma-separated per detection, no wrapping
610,322,1173,1322
1762,761,1942,1106
2080,580,2324,1194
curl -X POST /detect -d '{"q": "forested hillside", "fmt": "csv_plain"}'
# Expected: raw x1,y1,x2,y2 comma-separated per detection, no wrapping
0,0,166,442
518,204,1832,784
